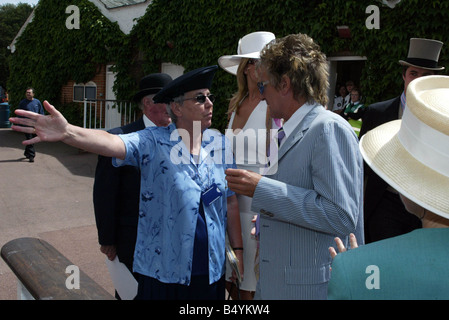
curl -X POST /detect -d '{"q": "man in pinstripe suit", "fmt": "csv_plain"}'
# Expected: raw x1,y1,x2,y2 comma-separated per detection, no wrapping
226,34,364,299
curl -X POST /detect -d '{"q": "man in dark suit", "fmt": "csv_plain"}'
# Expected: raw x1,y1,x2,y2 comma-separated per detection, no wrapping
359,38,444,243
93,73,172,298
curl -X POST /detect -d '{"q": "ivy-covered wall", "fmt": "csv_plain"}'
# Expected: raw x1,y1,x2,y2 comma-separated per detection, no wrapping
9,0,449,132
0,3,34,91
8,0,125,109
121,0,327,131
117,0,449,131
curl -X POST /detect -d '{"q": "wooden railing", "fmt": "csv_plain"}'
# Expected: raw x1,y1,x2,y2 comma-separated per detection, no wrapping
1,237,114,300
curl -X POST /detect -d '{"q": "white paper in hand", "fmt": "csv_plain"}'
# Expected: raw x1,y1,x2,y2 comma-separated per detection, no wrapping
105,256,138,300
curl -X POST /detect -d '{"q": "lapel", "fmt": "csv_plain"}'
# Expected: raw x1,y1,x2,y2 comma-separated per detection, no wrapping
125,117,145,133
383,96,401,122
136,117,146,130
277,106,321,161
264,106,322,175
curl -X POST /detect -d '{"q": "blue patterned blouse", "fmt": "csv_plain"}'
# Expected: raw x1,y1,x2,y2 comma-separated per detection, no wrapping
113,123,236,285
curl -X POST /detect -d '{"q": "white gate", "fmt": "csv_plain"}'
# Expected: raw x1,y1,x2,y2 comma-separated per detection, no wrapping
83,99,136,130
105,65,121,128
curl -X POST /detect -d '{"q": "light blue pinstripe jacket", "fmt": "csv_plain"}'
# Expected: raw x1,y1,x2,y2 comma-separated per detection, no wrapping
252,104,364,300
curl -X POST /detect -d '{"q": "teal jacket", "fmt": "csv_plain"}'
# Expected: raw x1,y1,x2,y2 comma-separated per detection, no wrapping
328,228,449,299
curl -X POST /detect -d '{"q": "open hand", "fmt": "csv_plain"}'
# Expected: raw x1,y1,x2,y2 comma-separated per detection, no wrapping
10,100,69,145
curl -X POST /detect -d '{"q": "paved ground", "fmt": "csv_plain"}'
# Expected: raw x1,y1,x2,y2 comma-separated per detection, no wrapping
0,128,115,299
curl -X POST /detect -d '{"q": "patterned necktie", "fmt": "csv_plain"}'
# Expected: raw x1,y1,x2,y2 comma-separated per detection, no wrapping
277,127,285,147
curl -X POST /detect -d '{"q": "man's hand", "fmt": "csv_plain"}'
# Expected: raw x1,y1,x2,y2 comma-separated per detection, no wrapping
225,168,262,197
100,245,117,261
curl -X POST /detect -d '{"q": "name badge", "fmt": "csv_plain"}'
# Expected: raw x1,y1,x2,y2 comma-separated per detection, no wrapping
201,183,222,206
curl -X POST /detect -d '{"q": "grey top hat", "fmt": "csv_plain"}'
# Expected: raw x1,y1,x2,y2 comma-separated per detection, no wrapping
399,38,444,71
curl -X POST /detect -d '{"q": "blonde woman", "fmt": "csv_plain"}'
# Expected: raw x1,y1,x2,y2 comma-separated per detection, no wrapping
219,31,280,299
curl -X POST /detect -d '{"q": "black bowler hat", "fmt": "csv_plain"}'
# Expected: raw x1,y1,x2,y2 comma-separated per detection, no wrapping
153,66,218,104
132,73,173,102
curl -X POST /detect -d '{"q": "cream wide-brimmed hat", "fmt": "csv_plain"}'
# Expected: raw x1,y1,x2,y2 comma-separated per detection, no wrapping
360,75,449,218
218,31,275,75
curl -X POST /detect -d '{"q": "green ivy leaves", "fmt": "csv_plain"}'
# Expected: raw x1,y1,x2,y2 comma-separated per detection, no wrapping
9,0,449,132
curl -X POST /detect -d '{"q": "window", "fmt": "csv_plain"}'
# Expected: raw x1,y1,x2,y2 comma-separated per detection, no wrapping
73,82,97,101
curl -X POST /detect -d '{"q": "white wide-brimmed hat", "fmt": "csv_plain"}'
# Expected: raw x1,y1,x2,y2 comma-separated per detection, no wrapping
218,31,275,75
360,75,449,218
399,38,444,71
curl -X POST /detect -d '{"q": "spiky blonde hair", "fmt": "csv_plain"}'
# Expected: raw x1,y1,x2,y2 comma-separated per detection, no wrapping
258,33,329,106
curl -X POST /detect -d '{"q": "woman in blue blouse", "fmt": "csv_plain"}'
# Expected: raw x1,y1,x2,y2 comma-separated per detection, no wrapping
10,65,243,300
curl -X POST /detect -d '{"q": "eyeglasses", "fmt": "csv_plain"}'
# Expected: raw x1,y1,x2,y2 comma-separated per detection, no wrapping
181,94,216,104
257,81,270,95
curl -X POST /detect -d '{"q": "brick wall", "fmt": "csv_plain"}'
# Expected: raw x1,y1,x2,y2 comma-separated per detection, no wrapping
60,64,106,105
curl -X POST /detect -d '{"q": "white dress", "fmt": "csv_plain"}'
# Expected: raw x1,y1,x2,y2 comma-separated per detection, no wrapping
225,100,277,291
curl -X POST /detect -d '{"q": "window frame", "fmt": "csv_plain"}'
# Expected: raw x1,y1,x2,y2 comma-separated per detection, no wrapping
73,81,97,102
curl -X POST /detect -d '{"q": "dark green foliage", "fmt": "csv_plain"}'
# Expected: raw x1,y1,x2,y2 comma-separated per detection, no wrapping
118,0,449,131
0,3,34,90
8,0,125,110
125,0,325,131
8,0,449,131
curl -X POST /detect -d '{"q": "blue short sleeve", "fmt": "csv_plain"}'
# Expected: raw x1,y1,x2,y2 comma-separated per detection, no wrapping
112,129,155,168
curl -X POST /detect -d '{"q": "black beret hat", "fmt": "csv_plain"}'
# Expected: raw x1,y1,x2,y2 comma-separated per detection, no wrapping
132,73,173,102
153,66,218,103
